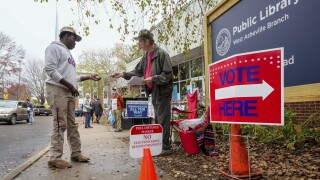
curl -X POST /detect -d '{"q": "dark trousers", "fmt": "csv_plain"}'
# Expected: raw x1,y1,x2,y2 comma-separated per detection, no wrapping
152,95,172,150
96,113,102,123
85,112,91,127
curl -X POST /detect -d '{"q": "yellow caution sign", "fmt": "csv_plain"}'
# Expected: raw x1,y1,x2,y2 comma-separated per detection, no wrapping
3,93,8,100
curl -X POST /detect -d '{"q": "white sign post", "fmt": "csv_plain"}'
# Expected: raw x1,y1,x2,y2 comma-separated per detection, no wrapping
147,96,155,118
129,124,162,158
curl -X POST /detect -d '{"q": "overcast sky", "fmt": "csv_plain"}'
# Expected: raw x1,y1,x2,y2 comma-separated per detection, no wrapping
0,0,131,61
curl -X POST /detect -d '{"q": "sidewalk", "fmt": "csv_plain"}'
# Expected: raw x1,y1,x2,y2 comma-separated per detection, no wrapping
4,118,174,180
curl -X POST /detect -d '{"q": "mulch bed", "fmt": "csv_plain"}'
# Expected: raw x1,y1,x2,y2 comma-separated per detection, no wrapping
120,134,320,179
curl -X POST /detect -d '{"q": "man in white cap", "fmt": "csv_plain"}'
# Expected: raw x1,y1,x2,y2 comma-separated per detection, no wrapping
44,26,101,169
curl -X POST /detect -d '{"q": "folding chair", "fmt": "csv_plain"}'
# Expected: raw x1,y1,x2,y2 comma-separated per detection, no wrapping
173,106,215,155
170,90,198,145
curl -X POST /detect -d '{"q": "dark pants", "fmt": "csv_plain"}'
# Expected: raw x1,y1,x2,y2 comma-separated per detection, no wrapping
152,95,172,150
85,112,91,127
91,112,94,122
95,113,102,123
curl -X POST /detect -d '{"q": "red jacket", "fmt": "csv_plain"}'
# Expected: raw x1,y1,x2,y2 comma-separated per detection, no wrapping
112,94,124,110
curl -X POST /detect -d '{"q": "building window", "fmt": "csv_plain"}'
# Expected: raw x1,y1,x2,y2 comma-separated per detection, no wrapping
180,81,189,100
172,83,180,101
173,65,179,82
179,61,190,80
172,56,204,101
191,57,203,78
191,79,203,92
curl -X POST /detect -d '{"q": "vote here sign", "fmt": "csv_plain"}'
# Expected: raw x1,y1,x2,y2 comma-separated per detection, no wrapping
209,48,284,125
129,124,162,158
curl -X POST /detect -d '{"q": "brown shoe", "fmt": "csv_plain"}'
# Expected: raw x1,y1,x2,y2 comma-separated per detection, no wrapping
71,154,90,162
48,160,72,169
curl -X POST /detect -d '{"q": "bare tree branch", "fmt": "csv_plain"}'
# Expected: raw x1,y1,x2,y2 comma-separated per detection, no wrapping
21,59,47,104
34,0,219,53
0,32,25,92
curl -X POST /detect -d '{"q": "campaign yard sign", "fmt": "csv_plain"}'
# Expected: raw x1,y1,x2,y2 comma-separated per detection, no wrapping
126,100,148,118
129,124,162,158
209,48,284,125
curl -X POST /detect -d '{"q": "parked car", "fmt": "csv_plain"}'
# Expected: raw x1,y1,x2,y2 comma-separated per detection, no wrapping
75,109,82,117
33,105,41,115
0,100,29,125
33,105,52,116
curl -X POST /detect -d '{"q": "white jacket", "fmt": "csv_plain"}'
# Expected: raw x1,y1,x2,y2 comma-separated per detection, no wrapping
44,41,80,89
83,99,92,113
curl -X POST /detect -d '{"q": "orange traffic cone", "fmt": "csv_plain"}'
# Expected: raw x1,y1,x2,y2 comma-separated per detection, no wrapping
229,124,249,174
219,124,263,179
139,147,158,180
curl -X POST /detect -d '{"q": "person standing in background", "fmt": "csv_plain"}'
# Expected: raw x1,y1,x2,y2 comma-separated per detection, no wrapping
93,98,103,124
83,93,93,128
26,99,34,125
90,99,96,123
111,87,124,132
81,104,85,124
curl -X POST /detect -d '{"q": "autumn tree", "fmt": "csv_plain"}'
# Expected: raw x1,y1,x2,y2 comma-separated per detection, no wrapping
34,0,218,53
77,48,126,105
22,59,47,104
7,83,31,100
111,43,143,64
0,32,25,93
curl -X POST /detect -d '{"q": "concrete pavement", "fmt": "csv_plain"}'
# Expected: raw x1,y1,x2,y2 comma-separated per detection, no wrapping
0,115,52,178
3,118,174,180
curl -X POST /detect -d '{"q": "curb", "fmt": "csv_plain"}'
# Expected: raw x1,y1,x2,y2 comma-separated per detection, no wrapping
2,146,50,180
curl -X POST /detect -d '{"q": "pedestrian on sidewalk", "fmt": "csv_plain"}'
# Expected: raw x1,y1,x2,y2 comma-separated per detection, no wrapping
81,104,85,124
111,87,124,132
111,29,173,155
83,93,93,128
26,99,34,125
93,98,103,124
44,26,101,169
90,98,96,123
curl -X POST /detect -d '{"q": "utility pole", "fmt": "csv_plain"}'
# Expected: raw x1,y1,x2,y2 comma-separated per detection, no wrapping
17,60,21,100
55,0,59,41
0,77,3,100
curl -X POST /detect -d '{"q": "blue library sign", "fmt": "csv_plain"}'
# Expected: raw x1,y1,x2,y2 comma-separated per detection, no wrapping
211,0,320,87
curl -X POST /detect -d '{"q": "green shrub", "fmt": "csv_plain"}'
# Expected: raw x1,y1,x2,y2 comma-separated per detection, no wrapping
214,110,319,149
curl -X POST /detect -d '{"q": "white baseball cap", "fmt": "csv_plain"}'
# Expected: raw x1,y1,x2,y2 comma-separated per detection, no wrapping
60,26,82,42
